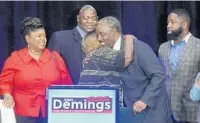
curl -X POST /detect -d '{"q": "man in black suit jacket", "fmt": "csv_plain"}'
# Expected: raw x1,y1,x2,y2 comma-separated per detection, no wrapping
48,5,98,84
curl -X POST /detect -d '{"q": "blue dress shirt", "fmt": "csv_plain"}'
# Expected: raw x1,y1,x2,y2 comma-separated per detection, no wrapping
169,40,186,71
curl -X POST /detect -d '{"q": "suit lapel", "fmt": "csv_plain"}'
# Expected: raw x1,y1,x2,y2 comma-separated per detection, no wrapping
173,35,196,75
72,27,86,60
166,42,175,75
72,27,82,43
120,35,124,50
162,42,174,76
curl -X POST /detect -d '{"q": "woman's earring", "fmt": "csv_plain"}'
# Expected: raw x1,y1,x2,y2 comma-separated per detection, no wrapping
27,43,30,49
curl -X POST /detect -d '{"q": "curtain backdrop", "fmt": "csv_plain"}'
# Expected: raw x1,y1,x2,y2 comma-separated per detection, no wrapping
0,1,199,71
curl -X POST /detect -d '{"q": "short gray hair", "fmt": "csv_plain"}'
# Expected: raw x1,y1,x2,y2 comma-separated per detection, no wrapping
98,16,122,33
79,5,97,15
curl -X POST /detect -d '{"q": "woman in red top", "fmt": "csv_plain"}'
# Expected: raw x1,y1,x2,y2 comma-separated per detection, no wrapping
0,17,72,123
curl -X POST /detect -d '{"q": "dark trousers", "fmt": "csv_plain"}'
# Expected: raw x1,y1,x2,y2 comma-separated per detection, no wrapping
16,109,47,123
173,121,197,123
16,115,46,123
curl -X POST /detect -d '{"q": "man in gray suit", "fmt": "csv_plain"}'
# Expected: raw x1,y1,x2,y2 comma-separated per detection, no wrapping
159,9,200,123
96,16,173,123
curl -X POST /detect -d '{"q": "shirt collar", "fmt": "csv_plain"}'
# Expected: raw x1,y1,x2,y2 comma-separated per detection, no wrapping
18,47,52,64
113,35,121,50
171,32,191,45
76,25,87,38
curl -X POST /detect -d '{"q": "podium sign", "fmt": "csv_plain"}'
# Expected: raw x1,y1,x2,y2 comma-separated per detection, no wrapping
47,85,119,123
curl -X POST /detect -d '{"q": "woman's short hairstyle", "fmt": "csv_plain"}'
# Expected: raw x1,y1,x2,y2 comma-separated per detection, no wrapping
20,17,44,38
82,32,101,54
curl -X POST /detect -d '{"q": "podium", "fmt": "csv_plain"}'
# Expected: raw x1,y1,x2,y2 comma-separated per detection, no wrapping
47,85,119,123
119,107,146,123
47,85,146,123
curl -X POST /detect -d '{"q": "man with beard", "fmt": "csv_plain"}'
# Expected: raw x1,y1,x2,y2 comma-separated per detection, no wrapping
48,5,98,84
159,9,200,123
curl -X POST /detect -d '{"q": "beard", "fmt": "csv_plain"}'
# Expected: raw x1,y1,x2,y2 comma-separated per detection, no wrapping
167,27,183,41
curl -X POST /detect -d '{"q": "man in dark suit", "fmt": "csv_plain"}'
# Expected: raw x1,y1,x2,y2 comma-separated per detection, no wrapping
48,5,98,84
95,16,173,123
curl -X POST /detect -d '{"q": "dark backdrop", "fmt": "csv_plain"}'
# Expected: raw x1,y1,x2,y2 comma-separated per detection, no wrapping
0,1,199,71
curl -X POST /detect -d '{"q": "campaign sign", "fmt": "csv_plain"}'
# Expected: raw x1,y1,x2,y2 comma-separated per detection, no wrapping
47,85,119,123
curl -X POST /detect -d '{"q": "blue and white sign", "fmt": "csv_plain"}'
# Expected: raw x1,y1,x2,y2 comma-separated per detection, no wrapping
47,85,119,123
